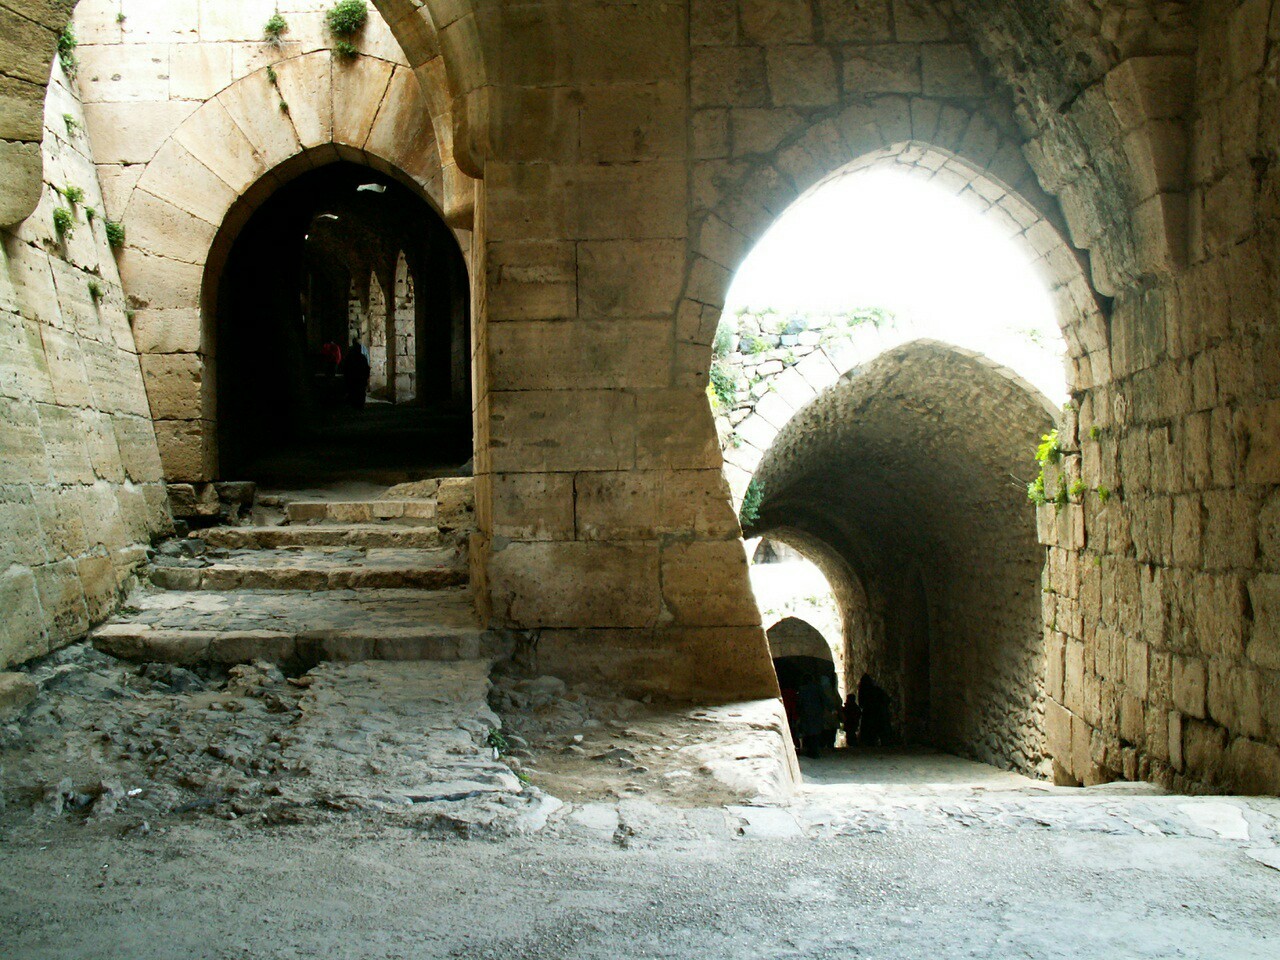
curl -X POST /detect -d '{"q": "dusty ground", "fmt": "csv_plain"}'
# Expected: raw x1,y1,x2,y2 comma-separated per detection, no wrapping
2,648,1279,959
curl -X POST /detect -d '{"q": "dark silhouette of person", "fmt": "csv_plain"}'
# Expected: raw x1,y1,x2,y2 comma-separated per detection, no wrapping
340,338,370,409
843,692,862,747
858,673,891,747
797,680,827,758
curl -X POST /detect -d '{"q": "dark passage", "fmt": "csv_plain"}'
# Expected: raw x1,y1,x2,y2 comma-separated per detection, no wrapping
213,162,471,483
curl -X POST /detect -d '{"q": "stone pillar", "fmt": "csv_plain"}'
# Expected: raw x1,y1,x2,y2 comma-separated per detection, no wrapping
468,2,777,702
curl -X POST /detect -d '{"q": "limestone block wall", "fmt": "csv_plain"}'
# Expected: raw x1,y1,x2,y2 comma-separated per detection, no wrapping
0,60,171,669
1040,0,1280,794
367,271,389,395
69,0,451,480
0,0,74,226
393,252,414,402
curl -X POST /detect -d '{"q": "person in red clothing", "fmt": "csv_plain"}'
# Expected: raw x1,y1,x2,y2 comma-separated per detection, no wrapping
320,340,342,377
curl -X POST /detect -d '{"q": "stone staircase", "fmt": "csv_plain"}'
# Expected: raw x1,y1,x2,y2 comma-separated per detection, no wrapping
92,478,502,670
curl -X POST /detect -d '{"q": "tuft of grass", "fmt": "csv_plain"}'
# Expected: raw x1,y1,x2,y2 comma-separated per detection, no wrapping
87,279,103,302
104,219,126,249
266,65,278,86
264,12,288,42
62,185,84,205
333,38,360,60
62,113,79,136
1096,485,1112,505
84,206,96,224
326,0,368,36
116,12,126,25
279,100,290,115
52,206,74,238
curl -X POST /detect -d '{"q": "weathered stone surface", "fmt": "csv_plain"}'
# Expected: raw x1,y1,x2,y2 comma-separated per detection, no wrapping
0,672,37,715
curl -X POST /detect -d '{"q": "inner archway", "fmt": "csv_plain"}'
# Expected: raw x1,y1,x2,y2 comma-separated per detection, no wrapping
720,162,1074,779
213,162,471,483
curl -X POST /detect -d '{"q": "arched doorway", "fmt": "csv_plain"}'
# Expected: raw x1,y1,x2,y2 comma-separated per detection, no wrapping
212,161,471,481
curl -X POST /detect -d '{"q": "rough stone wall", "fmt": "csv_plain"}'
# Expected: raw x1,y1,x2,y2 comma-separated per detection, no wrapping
0,59,171,669
367,271,389,395
1040,0,1280,794
0,0,75,226
754,343,1056,775
69,0,449,480
714,310,888,501
393,251,414,402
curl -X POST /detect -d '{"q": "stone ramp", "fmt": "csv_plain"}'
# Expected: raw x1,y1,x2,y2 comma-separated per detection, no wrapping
150,546,465,591
1,651,557,836
199,525,443,550
92,587,505,667
281,661,559,832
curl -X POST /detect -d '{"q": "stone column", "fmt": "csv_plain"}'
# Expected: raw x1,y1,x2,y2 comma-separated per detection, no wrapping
468,1,778,702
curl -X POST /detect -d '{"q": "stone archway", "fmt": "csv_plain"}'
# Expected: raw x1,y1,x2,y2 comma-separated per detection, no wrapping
0,0,488,229
109,51,453,481
750,340,1058,776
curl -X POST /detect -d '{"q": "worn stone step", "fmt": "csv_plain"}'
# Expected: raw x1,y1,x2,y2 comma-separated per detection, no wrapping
91,587,504,667
93,625,510,667
197,524,443,550
285,500,437,525
149,547,465,591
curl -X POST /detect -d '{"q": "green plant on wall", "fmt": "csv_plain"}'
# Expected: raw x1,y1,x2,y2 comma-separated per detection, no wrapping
1026,428,1062,507
104,219,125,249
52,207,74,239
57,26,78,76
264,12,289,43
709,363,736,410
713,322,735,359
333,38,360,60
62,185,84,205
740,478,764,528
327,0,368,36
87,279,103,302
62,114,79,136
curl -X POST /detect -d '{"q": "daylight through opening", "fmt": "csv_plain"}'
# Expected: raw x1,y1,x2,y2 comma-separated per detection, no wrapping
724,168,1067,777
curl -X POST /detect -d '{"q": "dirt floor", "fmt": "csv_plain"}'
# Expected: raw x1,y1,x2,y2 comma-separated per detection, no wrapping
2,649,1279,959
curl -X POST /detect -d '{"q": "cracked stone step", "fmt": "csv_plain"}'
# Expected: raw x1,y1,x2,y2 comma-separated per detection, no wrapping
198,525,443,550
150,547,466,591
285,500,437,525
92,588,505,666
